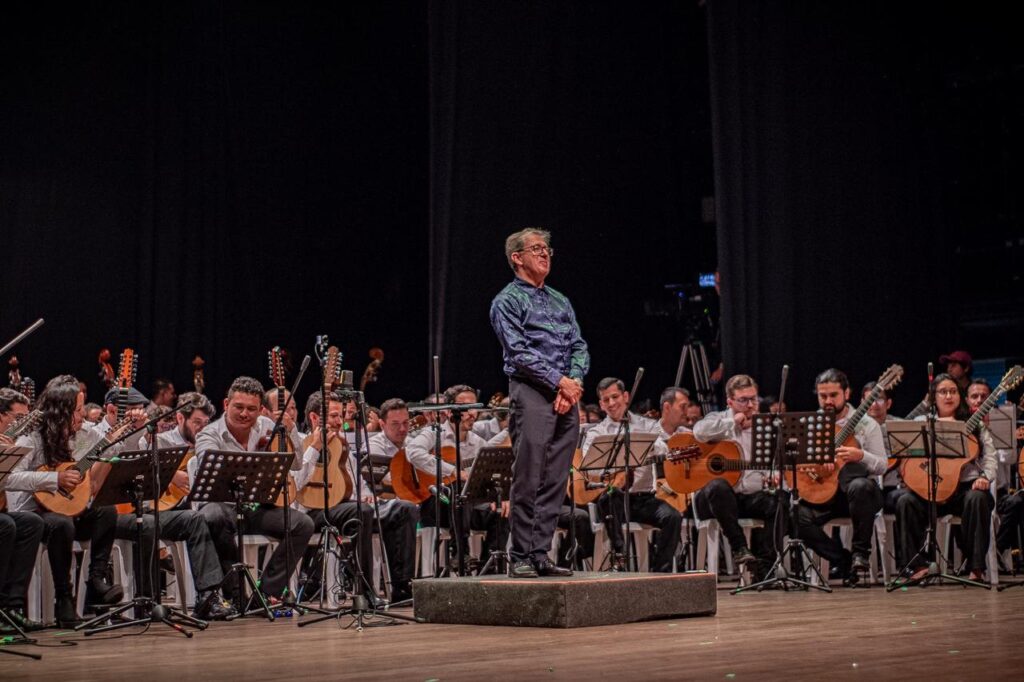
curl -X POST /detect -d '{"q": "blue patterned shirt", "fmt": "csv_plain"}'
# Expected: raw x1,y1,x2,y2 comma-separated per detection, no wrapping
490,276,590,390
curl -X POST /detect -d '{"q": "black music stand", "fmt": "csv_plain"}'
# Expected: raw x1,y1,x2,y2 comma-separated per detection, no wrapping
191,449,295,620
885,420,988,590
367,454,395,498
76,447,205,636
734,410,835,594
462,446,515,575
0,446,42,660
582,432,657,571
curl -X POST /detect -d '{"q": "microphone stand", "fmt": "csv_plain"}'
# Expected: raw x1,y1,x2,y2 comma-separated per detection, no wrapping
0,318,44,357
267,354,312,614
603,368,645,572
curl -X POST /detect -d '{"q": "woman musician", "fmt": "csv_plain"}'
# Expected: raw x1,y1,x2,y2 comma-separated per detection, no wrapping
895,373,997,582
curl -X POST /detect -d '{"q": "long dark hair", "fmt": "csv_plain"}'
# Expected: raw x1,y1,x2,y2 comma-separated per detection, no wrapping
34,374,81,466
928,373,971,422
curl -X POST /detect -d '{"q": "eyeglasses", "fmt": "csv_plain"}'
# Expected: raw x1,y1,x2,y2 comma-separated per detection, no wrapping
936,388,960,397
731,396,759,405
519,245,554,257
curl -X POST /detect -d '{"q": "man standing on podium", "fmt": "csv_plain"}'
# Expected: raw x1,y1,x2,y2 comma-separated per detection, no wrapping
490,227,590,578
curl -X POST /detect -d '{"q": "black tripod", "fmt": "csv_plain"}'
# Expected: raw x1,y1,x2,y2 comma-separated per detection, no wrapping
734,410,834,594
887,416,988,590
300,365,417,630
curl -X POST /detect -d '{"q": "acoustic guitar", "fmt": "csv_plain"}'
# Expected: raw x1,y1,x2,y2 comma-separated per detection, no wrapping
796,364,904,505
568,436,703,506
901,365,1023,503
0,409,44,511
156,449,195,512
390,445,458,504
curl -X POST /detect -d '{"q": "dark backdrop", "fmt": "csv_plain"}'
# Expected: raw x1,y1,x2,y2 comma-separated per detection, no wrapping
708,2,1023,411
1,2,430,406
2,2,1020,414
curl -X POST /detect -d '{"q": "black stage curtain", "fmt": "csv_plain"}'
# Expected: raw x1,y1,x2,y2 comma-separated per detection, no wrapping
708,2,964,410
1,3,429,404
428,1,715,402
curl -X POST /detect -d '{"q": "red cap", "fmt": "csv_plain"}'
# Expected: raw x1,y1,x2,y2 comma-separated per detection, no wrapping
939,350,972,367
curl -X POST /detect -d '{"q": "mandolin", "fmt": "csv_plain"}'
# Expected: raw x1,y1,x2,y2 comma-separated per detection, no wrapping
296,345,352,509
796,364,903,505
901,365,1023,503
34,416,136,516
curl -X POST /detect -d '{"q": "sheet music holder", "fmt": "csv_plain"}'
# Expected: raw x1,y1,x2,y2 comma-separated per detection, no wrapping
751,410,836,468
191,449,294,506
367,454,395,498
0,445,30,476
90,448,188,507
885,420,970,462
987,404,1017,451
580,433,658,473
461,446,515,575
460,446,515,504
192,449,295,620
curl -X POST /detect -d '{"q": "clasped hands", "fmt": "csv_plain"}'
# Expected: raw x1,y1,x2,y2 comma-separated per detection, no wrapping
553,376,583,415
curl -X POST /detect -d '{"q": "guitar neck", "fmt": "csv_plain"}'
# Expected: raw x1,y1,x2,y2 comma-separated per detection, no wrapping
905,399,930,420
835,391,877,447
965,387,1005,433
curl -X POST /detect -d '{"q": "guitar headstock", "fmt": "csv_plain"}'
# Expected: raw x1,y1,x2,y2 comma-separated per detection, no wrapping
192,355,206,394
20,378,36,406
117,349,137,390
4,409,42,439
878,364,904,392
998,365,1024,394
107,416,137,443
323,346,342,392
268,346,286,390
98,348,115,389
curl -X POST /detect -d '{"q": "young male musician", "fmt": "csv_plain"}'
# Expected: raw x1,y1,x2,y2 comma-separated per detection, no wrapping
6,376,124,626
0,389,46,631
796,369,885,580
583,377,680,573
693,375,783,577
114,391,236,620
193,376,315,603
863,380,908,567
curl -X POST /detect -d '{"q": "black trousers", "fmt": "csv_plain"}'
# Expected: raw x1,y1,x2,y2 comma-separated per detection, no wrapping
996,489,1024,553
507,378,579,565
39,505,118,598
556,504,594,568
114,509,225,598
882,486,909,567
598,491,681,572
796,476,882,564
694,479,787,567
197,502,314,597
0,511,45,609
897,481,993,572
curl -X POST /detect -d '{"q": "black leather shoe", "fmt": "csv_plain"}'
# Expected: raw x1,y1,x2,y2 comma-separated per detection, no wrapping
732,546,756,567
535,560,573,577
389,582,413,604
56,595,82,628
194,590,237,621
509,559,539,578
86,577,124,605
851,553,871,572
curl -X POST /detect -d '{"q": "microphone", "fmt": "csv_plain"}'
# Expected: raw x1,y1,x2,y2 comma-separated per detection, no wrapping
299,354,311,375
340,369,355,391
429,484,450,504
584,481,606,491
628,367,644,401
927,361,934,383
778,364,790,412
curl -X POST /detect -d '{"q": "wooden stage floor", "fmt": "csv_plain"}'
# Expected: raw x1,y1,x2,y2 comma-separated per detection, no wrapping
4,584,1023,680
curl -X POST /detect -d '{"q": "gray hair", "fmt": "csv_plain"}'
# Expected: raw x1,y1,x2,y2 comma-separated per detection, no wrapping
504,227,551,272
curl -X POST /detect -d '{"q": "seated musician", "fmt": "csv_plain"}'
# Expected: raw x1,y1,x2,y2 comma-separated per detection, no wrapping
403,385,483,544
114,390,236,620
863,380,908,567
193,376,315,604
693,374,784,578
683,403,703,429
6,375,124,626
262,386,306,452
796,369,885,581
0,388,46,631
295,392,417,604
897,374,997,581
964,379,1021,561
584,377,680,573
657,386,693,438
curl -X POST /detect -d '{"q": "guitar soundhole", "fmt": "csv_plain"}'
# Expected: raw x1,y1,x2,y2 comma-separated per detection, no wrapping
707,455,724,474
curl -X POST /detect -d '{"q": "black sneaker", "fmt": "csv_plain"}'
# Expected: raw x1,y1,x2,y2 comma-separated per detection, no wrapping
4,608,46,632
509,559,539,578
